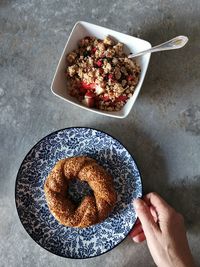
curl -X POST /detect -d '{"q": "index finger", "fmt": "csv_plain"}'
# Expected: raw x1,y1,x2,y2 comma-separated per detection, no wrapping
144,192,174,213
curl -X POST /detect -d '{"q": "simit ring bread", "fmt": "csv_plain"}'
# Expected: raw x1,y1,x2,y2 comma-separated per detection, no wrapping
44,156,117,228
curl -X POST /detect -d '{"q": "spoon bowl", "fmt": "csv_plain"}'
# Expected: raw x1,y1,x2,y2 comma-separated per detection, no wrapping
128,35,188,58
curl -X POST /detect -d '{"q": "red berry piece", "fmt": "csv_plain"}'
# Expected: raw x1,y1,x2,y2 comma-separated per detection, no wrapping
83,93,95,107
96,60,103,67
127,75,133,81
102,94,110,101
85,91,95,98
92,47,97,53
108,74,113,80
116,95,128,102
81,82,96,90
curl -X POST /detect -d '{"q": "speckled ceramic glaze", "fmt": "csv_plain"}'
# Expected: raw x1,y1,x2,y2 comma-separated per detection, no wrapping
15,127,142,259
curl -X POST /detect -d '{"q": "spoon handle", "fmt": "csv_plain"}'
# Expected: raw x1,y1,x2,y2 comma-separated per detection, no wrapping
128,35,189,59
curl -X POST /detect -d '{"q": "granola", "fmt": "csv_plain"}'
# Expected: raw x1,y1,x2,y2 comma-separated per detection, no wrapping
66,36,141,111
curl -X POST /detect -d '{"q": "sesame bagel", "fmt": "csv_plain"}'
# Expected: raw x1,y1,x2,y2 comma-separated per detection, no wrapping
44,156,117,228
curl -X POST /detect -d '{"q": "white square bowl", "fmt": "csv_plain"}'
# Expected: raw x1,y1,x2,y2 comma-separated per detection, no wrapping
51,21,151,119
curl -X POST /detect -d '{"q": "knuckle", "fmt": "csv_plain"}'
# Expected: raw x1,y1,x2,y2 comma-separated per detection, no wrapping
149,191,157,197
167,209,184,225
137,204,147,213
147,191,158,200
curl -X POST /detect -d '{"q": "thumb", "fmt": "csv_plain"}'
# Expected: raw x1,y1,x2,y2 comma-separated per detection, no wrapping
133,198,159,238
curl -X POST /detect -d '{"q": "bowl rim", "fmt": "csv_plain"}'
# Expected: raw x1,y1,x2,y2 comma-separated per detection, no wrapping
51,21,151,119
15,126,143,259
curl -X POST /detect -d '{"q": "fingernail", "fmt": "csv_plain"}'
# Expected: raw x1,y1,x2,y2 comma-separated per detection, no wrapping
133,198,142,209
133,198,147,210
132,237,136,242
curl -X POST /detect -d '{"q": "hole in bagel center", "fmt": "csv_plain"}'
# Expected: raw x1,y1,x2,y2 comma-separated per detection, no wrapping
67,178,94,205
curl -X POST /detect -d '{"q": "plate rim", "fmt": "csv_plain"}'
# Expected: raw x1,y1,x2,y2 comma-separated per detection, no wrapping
15,126,143,259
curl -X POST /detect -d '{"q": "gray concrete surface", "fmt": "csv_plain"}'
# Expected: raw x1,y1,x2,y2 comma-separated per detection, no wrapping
0,0,200,266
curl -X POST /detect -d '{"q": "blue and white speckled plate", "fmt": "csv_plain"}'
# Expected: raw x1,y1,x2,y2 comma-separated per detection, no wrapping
15,127,142,259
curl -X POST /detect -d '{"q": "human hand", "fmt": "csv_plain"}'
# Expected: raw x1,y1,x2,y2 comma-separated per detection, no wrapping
130,192,196,267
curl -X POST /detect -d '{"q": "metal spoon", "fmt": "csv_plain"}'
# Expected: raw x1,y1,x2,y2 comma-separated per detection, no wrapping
128,35,188,59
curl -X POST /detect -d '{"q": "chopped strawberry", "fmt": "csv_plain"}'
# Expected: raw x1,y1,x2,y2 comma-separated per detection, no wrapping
96,60,103,67
85,91,95,98
108,74,113,80
92,47,97,53
116,95,128,102
102,94,110,101
82,95,95,107
127,75,134,81
81,82,95,90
